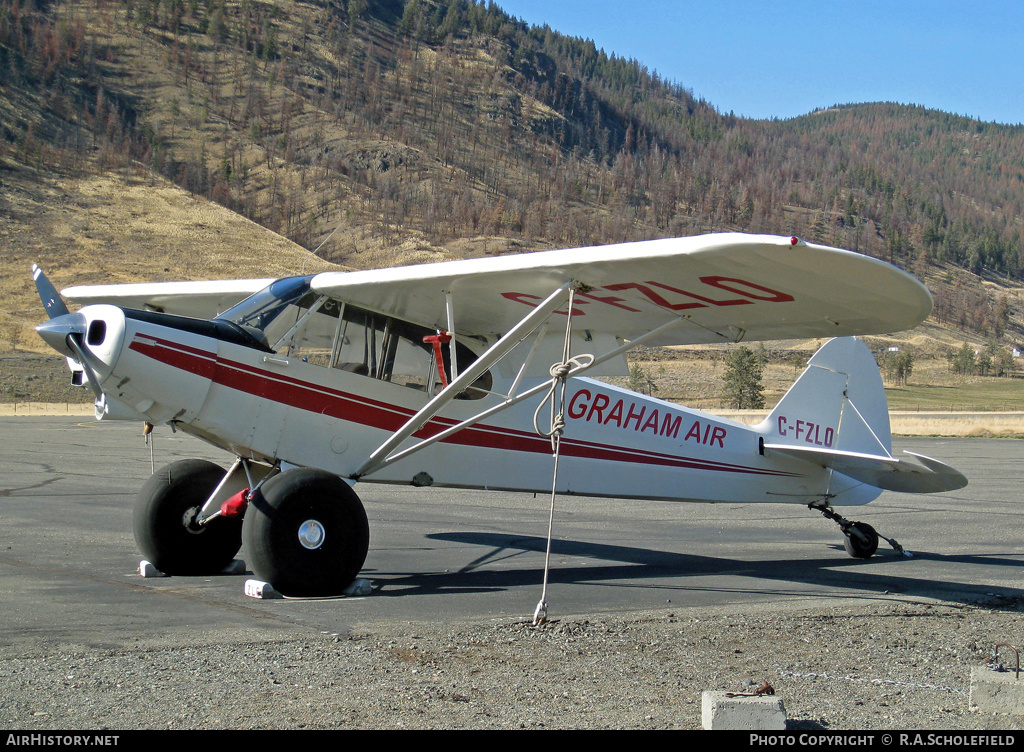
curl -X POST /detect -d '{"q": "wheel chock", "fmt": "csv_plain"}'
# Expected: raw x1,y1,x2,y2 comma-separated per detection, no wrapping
220,559,247,575
140,560,246,578
138,560,167,578
345,578,372,596
244,579,281,599
243,578,372,599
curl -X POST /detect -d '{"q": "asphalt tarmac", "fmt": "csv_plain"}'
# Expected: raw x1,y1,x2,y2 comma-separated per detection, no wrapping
1,417,1021,656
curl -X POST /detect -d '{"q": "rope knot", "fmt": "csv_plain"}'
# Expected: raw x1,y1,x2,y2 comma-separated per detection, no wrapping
533,354,594,444
549,360,573,380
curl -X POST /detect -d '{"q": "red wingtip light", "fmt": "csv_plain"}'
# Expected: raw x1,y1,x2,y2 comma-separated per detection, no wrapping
790,236,799,246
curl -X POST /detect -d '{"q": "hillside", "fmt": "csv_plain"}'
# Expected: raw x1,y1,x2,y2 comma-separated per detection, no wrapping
1,0,1023,405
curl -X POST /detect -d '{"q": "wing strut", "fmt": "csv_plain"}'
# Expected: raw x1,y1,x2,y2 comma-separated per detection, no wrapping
352,287,689,479
445,291,458,382
353,282,574,478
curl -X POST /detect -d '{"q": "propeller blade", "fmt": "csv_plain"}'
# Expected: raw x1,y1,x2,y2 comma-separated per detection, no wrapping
32,264,71,319
65,333,105,402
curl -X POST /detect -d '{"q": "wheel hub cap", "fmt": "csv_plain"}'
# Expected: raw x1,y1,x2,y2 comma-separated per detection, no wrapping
298,519,326,550
182,506,203,534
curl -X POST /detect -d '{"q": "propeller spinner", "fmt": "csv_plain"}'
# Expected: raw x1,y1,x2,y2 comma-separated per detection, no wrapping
32,265,103,400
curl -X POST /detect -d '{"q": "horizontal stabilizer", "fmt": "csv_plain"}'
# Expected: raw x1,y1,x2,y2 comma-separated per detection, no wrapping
763,444,968,493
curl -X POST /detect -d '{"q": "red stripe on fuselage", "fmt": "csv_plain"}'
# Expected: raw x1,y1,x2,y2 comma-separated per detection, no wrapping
128,334,799,477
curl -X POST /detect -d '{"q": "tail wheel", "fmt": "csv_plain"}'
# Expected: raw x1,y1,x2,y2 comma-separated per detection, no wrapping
133,459,242,575
843,521,879,559
242,468,369,597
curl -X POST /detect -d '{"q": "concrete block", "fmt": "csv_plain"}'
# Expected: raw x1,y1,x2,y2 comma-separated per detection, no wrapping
970,666,1024,714
702,691,787,730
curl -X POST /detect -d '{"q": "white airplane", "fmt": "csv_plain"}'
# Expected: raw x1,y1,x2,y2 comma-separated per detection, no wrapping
33,233,966,597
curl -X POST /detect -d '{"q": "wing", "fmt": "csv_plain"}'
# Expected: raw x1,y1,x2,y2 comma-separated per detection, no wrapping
61,278,276,319
310,233,932,344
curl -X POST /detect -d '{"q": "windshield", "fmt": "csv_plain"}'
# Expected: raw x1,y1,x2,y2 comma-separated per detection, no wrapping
215,276,314,346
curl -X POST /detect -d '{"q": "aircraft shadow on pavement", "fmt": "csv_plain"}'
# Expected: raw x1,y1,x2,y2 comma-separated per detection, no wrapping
363,532,1024,606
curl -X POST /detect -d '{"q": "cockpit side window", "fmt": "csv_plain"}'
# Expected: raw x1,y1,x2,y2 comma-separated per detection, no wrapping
276,294,338,363
224,286,491,399
328,304,492,399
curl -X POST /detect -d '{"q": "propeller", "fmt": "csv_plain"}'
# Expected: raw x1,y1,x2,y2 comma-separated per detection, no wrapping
31,265,104,401
32,264,71,319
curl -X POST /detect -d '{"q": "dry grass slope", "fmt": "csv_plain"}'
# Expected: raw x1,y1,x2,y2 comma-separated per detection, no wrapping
1,163,339,354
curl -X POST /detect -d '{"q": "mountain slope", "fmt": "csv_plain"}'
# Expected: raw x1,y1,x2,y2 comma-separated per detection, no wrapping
1,0,1022,353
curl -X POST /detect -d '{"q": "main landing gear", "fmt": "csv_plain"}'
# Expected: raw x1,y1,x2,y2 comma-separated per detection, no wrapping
133,459,243,575
133,460,369,596
810,501,904,559
242,468,369,597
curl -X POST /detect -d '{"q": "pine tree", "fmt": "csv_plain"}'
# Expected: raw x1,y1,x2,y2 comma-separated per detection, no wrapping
627,362,658,396
722,346,765,409
947,342,977,376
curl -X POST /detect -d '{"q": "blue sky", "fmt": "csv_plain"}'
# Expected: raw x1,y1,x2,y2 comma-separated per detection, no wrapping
495,1,1024,125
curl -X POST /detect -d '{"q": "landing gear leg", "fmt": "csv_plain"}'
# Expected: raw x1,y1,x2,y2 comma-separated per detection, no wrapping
810,501,907,559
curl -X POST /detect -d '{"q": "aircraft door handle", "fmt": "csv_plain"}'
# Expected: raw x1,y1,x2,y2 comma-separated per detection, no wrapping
262,356,290,366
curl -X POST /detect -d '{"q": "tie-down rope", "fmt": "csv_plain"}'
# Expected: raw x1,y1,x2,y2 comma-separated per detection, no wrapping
531,287,593,625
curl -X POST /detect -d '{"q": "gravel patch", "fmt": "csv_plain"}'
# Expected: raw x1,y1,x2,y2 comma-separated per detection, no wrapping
2,598,1023,730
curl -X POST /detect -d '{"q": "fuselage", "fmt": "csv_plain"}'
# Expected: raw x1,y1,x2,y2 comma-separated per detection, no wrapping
44,286,876,507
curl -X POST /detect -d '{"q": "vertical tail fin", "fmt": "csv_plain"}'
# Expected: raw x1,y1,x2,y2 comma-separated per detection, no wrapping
760,337,966,495
762,337,891,457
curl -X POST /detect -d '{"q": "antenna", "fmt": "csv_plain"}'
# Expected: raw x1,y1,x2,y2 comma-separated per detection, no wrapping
301,222,343,275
